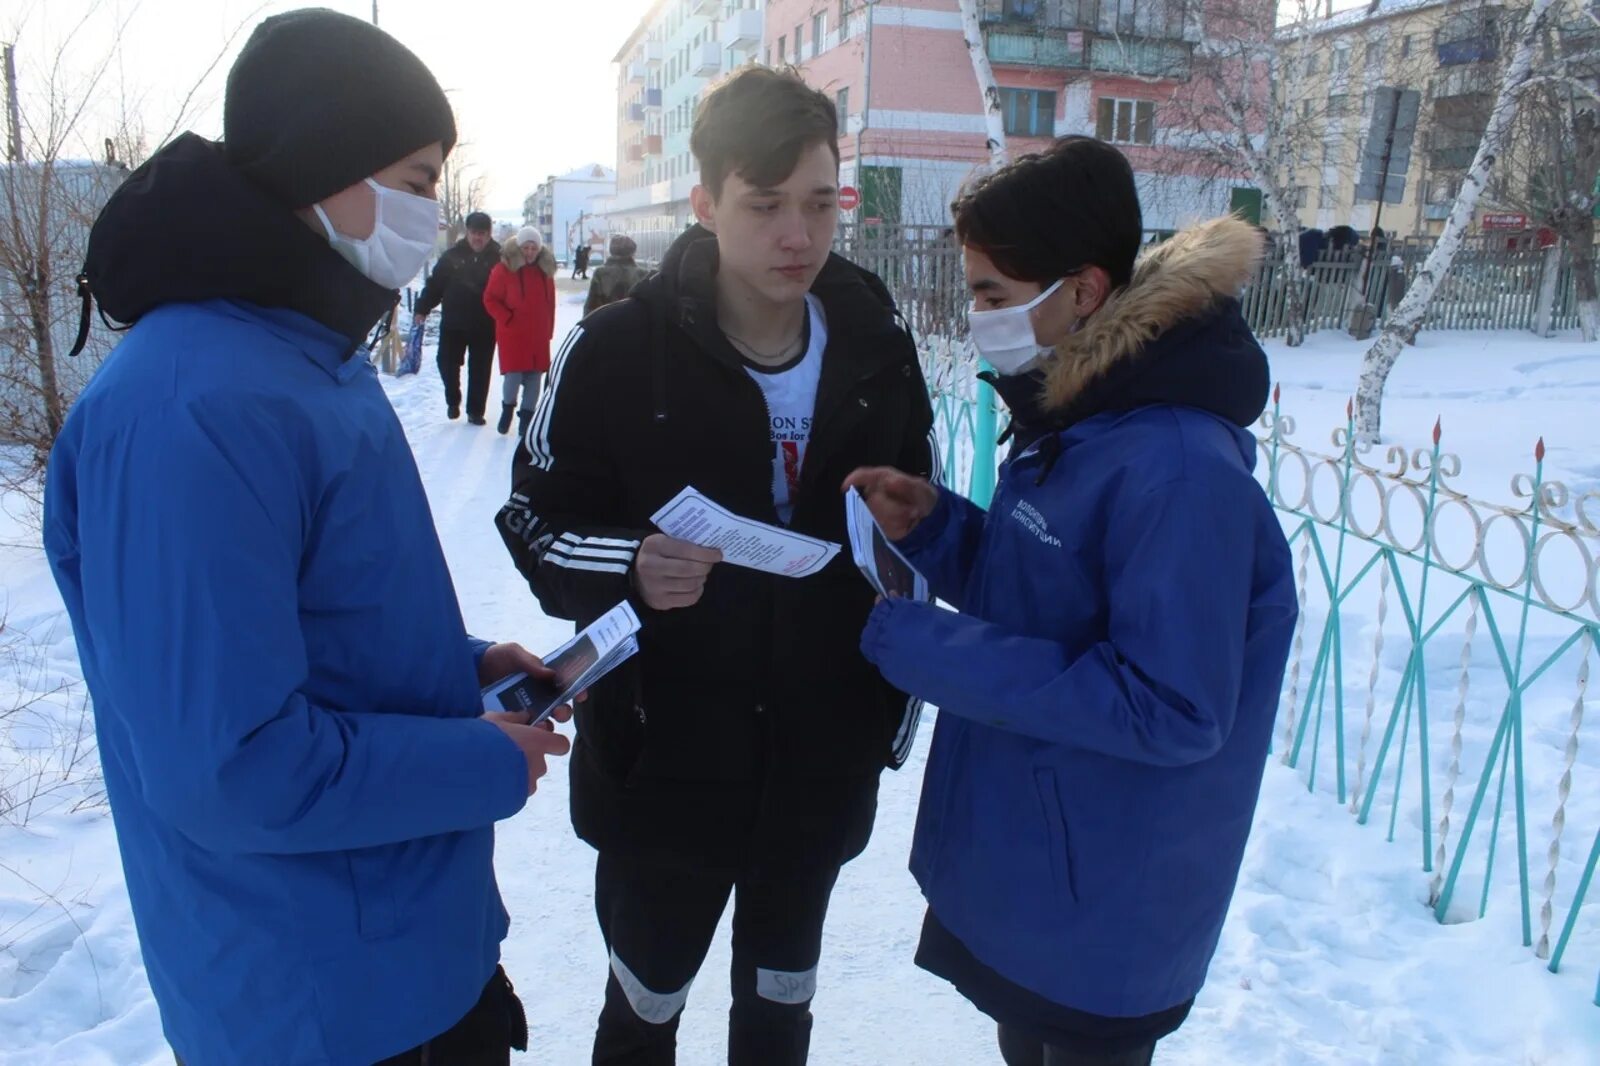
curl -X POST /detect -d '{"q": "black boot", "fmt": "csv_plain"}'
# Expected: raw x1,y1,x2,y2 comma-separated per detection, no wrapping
516,409,534,443
447,403,460,420
497,404,515,435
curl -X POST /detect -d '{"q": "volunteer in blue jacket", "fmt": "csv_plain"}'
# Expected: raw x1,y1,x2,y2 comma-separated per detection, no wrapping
43,11,571,1066
846,137,1298,1066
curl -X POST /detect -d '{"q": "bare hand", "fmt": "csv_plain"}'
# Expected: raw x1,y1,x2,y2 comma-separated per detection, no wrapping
482,710,572,795
632,534,722,611
478,642,576,721
842,467,939,541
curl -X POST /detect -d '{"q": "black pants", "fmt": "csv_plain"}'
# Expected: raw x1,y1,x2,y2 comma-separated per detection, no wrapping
438,328,496,419
175,967,526,1066
592,851,841,1066
998,1024,1156,1066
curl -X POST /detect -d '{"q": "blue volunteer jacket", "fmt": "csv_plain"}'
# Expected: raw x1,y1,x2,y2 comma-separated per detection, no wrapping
43,136,529,1065
862,218,1298,1019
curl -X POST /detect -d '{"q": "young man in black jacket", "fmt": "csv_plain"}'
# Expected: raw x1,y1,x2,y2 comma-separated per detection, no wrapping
496,68,933,1066
415,209,499,422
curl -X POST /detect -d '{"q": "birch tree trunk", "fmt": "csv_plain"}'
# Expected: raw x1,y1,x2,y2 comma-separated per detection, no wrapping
957,0,1008,169
1354,0,1558,443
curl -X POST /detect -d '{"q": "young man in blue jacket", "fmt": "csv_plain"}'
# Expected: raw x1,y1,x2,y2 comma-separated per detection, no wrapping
43,11,569,1065
847,138,1298,1065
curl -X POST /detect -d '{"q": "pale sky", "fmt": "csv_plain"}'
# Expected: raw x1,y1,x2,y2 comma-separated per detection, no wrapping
4,0,658,217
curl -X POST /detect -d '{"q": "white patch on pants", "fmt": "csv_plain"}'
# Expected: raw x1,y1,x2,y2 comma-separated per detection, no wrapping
756,966,817,1005
610,950,692,1025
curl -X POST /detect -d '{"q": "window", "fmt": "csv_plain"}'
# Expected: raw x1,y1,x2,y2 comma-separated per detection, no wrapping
841,0,853,20
764,45,771,65
795,24,804,58
1304,53,1318,77
1302,100,1312,118
836,86,850,121
777,35,786,62
1096,97,1155,145
812,13,825,56
1327,93,1349,116
1318,182,1338,209
1332,46,1350,74
1000,88,1057,137
1401,34,1413,58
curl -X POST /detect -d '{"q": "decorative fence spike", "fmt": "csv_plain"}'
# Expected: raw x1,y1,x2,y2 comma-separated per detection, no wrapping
1281,535,1313,765
1537,631,1592,959
1352,561,1392,814
1431,593,1480,909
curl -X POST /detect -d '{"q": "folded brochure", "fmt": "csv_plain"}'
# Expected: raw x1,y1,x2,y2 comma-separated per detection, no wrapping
481,601,641,723
650,486,839,578
844,486,930,601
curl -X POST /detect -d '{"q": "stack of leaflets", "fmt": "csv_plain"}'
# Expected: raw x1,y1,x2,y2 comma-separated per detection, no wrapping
651,486,840,578
844,487,930,601
480,601,642,724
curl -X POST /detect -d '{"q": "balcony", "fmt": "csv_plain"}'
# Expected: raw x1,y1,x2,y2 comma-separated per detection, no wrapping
1433,64,1496,101
980,0,1081,31
627,143,645,162
722,8,762,51
693,40,722,77
1438,35,1498,66
645,134,664,156
1429,145,1479,170
644,87,662,110
626,60,645,83
1089,36,1190,77
627,102,646,123
987,29,1086,68
1424,203,1453,221
642,40,664,69
692,0,721,15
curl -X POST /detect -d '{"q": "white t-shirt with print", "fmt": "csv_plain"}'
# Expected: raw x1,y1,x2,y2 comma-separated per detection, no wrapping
742,295,827,525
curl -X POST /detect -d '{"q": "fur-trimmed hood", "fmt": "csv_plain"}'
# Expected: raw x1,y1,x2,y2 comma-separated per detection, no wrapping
501,237,556,275
1040,216,1265,411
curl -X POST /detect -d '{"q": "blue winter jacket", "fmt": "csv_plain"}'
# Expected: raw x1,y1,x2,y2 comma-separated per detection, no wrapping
43,136,530,1065
861,218,1298,1019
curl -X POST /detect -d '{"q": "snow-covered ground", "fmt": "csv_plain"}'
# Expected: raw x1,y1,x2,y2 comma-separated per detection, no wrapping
3,295,1599,1064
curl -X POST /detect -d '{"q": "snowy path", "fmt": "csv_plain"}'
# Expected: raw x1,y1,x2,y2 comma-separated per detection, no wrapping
2,296,1598,1063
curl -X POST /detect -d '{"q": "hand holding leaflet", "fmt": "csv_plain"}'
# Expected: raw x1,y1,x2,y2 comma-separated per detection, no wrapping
651,486,839,578
481,601,642,723
845,486,930,601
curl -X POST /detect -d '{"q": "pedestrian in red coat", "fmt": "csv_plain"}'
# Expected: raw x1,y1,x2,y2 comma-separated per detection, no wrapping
483,225,557,436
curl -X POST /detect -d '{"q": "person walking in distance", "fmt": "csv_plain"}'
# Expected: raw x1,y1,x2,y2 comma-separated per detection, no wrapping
415,209,499,422
495,68,934,1065
573,241,592,279
484,225,557,437
583,234,648,317
45,10,572,1064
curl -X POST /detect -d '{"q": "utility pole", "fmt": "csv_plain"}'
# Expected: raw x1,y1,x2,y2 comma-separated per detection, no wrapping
4,44,22,163
371,3,379,26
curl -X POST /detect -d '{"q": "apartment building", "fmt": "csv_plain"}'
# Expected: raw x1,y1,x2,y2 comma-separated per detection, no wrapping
762,0,1262,229
1281,0,1598,238
524,163,617,262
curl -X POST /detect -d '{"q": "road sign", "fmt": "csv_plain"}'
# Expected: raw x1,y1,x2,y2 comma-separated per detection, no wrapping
1355,87,1421,205
839,185,861,211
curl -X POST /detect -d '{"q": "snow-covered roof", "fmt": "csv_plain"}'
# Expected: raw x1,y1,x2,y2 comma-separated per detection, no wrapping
1278,0,1453,40
557,163,616,184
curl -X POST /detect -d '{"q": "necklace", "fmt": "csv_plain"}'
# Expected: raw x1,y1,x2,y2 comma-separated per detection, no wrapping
726,329,805,364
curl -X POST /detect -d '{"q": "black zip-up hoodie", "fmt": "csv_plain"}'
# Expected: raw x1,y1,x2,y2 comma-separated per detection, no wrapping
496,224,934,869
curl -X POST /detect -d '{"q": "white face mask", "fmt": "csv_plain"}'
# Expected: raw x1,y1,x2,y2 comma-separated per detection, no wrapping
967,279,1065,375
313,178,440,290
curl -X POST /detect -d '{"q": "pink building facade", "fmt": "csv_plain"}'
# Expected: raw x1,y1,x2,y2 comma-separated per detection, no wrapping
763,0,1264,230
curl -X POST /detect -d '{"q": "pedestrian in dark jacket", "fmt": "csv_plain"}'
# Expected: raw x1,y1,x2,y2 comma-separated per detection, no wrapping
847,137,1297,1066
416,210,500,423
483,225,557,437
583,233,649,316
496,67,933,1066
573,242,592,278
43,10,571,1066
